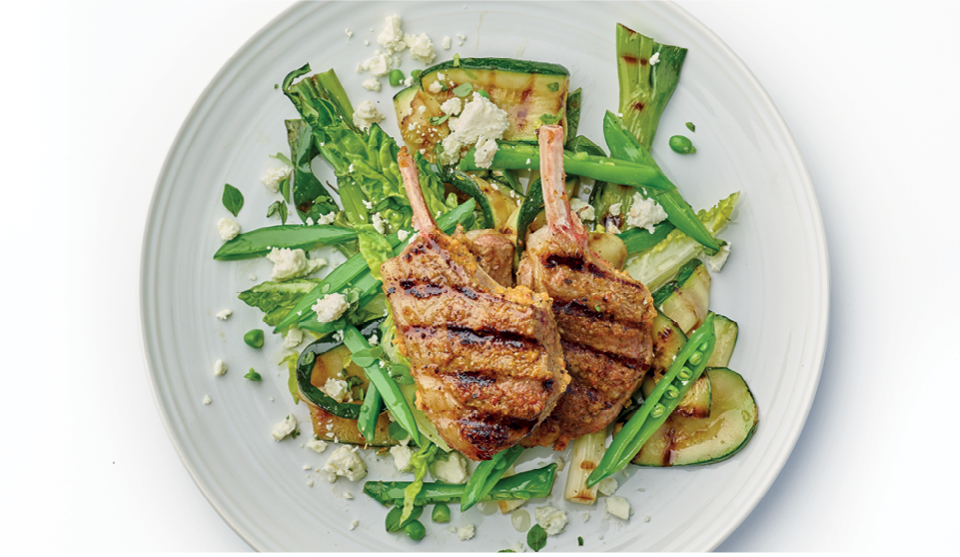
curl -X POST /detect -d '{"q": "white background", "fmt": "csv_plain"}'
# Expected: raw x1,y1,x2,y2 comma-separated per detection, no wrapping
3,0,959,552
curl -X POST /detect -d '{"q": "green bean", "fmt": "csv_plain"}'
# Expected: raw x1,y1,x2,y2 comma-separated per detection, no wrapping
587,314,716,486
342,325,422,446
431,502,451,523
668,135,697,154
364,463,558,507
404,520,426,541
213,225,357,261
358,381,382,443
243,329,264,349
389,69,405,87
460,444,524,511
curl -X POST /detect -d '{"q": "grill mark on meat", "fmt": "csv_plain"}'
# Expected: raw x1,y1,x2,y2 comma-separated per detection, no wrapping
398,278,447,299
453,284,479,300
544,254,650,292
451,370,496,389
552,299,648,332
562,339,647,373
543,253,584,271
459,411,540,460
399,322,540,352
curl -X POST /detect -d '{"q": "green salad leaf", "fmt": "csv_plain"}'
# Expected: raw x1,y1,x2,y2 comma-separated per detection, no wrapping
238,279,320,326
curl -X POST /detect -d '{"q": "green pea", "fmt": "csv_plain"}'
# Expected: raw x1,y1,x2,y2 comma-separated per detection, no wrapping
689,352,702,366
431,502,451,523
243,329,264,349
404,520,426,541
668,135,696,154
650,404,665,418
389,69,405,87
685,121,695,132
386,505,423,532
410,69,422,81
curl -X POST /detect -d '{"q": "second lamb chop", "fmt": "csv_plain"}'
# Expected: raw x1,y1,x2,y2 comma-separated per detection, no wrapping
517,125,658,450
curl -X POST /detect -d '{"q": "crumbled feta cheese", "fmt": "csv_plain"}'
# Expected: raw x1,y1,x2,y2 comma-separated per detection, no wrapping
440,97,462,115
271,415,298,441
249,274,257,281
397,229,410,241
605,496,632,520
283,327,304,349
303,463,313,470
261,165,292,192
597,477,618,496
403,76,413,87
608,202,623,217
569,198,596,222
535,505,568,536
377,15,406,53
442,36,452,50
217,218,241,241
626,193,668,232
472,138,500,169
456,33,466,46
352,100,385,130
432,452,469,483
364,39,370,46
312,293,350,323
390,444,414,472
306,479,314,487
427,80,443,94
361,199,373,210
306,438,327,453
360,52,392,77
705,242,732,272
343,492,354,499
511,542,526,552
213,359,227,376
649,52,660,65
321,377,352,403
316,211,337,225
371,212,388,234
436,72,445,81
362,78,381,92
582,512,591,523
344,28,353,38
606,222,622,234
368,334,379,346
439,92,509,165
267,247,326,281
202,395,212,405
215,309,232,320
404,33,436,64
552,455,566,471
644,515,651,523
322,446,368,481
457,524,476,541
349,519,359,530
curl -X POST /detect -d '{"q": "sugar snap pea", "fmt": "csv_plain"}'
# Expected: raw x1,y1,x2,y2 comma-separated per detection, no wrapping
358,381,383,443
460,444,524,511
363,463,558,506
213,225,357,261
587,313,716,486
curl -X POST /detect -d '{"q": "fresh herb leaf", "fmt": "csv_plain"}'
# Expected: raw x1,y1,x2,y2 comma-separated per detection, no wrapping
270,152,294,166
546,81,559,92
452,54,461,67
685,121,696,132
452,82,474,97
388,422,410,440
222,184,244,216
266,201,289,224
244,368,262,381
476,89,490,100
429,114,451,126
527,524,547,552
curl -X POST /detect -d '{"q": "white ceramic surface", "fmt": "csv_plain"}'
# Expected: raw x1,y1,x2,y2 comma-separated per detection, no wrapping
140,1,828,551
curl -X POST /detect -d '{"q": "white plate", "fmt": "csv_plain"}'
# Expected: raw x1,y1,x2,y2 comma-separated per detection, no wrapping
141,1,828,551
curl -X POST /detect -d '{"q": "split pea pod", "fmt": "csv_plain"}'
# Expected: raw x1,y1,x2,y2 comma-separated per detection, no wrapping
587,313,717,486
357,381,383,443
213,225,358,260
460,444,524,511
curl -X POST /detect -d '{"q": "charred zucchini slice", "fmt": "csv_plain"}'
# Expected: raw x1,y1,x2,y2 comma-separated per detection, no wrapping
394,58,570,161
641,311,711,418
296,321,397,446
631,368,758,467
707,313,739,367
652,258,710,334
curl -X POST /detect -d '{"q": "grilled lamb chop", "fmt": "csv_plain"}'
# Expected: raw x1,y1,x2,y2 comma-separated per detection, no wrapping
381,148,569,460
462,228,515,287
517,125,657,451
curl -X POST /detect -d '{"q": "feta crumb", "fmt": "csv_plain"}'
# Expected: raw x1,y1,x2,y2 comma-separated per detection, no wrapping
213,359,227,376
267,247,326,281
404,33,436,64
371,212,388,234
457,524,476,541
261,165,292,192
249,274,257,281
442,36,452,49
597,477,618,496
437,72,445,81
344,28,353,38
377,15,406,53
644,515,651,523
322,446,368,482
321,377,352,403
535,505,568,536
472,138,500,169
403,76,413,87
649,52,660,65
552,455,566,472
352,100,385,130
390,444,414,472
306,479,314,487
432,452,469,483
439,92,509,165
303,463,312,470
362,78,381,92
216,218,240,241
364,39,370,46
582,512,591,523
604,496,632,520
569,198,596,222
440,97,462,115
359,52,392,77
349,519,359,530
397,229,410,241
456,33,466,46
361,199,373,210
202,395,212,405
427,80,443,94
306,438,327,453
343,492,354,499
705,242,732,272
316,211,337,225
271,414,298,441
368,334,379,346
608,202,623,217
311,293,350,323
606,222,622,234
625,193,668,232
215,309,232,320
283,327,304,349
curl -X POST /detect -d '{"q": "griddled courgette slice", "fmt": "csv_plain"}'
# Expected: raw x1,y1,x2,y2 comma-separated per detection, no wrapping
641,311,711,418
707,313,738,367
632,368,758,467
652,258,710,334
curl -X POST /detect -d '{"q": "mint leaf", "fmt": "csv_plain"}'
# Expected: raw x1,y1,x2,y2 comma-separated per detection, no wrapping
527,524,547,552
452,82,474,97
266,200,289,224
429,114,451,126
244,368,262,381
222,183,244,216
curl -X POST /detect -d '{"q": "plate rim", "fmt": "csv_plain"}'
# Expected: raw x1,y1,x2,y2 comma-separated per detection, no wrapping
139,0,830,551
